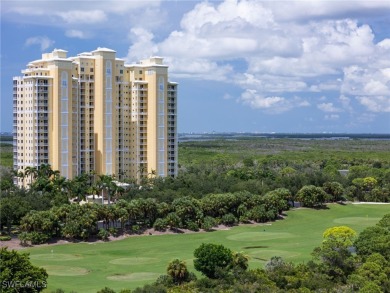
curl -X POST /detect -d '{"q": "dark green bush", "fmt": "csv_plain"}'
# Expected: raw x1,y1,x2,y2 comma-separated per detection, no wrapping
98,228,110,241
153,218,167,231
221,213,237,226
0,235,11,241
29,232,49,244
201,216,217,231
185,221,200,231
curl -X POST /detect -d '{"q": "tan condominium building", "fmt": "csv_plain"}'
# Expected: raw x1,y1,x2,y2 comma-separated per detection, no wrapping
13,48,178,187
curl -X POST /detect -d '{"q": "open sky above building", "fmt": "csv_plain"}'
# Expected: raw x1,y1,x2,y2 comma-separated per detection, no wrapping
1,0,390,133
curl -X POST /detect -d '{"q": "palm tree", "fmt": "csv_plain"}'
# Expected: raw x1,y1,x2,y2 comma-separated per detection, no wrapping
167,259,189,284
37,164,54,178
126,200,141,227
97,174,116,205
69,172,90,201
24,166,38,184
15,170,26,186
52,175,68,193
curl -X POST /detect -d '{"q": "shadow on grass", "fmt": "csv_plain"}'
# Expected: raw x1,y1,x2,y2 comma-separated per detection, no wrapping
242,245,269,249
253,256,268,261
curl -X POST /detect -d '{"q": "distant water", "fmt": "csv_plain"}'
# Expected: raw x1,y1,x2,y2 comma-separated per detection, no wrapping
179,133,390,142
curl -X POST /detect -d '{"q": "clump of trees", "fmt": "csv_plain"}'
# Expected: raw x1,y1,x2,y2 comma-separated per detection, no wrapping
16,188,291,244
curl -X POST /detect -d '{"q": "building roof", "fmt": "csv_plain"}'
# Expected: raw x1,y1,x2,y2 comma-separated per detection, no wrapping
53,49,68,53
92,47,116,53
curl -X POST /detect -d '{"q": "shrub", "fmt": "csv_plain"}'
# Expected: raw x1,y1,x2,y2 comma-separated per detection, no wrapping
0,235,11,241
29,232,49,245
154,274,174,287
221,213,237,226
131,225,140,234
18,232,30,246
153,218,168,231
186,221,200,232
132,284,168,293
201,216,217,231
98,228,110,241
239,215,251,223
108,227,118,237
248,205,268,223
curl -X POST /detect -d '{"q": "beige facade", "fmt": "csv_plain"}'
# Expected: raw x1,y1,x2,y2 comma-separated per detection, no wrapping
13,48,178,187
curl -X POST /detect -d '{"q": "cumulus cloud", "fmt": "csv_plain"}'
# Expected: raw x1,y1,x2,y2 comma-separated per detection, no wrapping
57,10,106,24
13,0,390,118
126,27,158,61
341,65,390,96
127,0,390,118
236,73,308,93
239,89,309,113
2,1,162,30
317,102,342,113
180,0,275,34
356,97,390,113
166,57,233,81
65,29,88,39
265,1,390,22
25,36,54,51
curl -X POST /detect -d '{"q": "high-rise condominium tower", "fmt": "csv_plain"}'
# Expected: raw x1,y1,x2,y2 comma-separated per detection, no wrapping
13,48,178,187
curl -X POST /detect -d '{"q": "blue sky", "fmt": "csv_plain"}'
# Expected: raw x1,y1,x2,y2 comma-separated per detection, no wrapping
1,0,390,133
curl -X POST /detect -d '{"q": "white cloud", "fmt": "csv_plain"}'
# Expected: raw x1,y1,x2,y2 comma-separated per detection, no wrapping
180,0,275,34
126,28,158,61
65,30,88,39
265,1,390,22
57,10,107,24
356,97,390,113
3,1,162,29
166,57,233,81
377,39,390,50
11,0,390,119
236,73,308,93
240,90,287,113
239,89,309,113
25,36,54,51
124,0,390,118
317,102,342,113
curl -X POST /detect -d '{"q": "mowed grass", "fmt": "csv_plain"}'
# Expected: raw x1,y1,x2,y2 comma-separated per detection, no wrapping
25,204,389,293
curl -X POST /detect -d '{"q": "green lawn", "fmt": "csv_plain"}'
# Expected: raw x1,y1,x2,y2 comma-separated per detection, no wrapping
24,204,389,293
